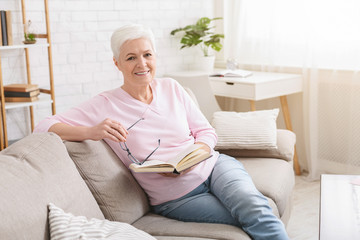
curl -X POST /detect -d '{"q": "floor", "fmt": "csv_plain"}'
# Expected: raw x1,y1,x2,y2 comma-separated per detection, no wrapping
287,175,321,240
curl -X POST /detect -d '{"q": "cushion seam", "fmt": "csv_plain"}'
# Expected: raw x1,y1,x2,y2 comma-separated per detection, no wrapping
9,133,54,161
70,155,116,220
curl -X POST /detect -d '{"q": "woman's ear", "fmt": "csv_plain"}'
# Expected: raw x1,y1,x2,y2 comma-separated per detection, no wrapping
113,57,122,71
113,57,118,67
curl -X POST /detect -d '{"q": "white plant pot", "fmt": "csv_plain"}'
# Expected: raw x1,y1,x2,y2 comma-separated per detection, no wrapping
195,55,215,73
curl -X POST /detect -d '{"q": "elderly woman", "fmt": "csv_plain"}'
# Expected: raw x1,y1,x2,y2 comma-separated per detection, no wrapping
34,24,289,240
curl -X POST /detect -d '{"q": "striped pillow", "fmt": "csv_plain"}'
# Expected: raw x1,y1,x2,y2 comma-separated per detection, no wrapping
212,109,279,150
48,203,156,240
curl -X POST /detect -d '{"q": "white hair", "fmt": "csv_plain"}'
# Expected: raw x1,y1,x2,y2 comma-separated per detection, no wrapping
111,24,156,61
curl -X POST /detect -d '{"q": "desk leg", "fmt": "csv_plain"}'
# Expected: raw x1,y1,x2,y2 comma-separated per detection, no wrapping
280,95,301,175
249,100,256,111
0,111,3,150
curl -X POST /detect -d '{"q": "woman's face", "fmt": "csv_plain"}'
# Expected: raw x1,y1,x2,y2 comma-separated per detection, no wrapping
114,38,156,88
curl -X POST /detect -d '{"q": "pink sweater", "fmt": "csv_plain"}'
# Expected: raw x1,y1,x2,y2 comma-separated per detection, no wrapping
34,78,218,205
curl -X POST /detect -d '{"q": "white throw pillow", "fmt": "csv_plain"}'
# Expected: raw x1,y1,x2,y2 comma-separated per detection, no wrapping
48,203,156,240
212,109,279,150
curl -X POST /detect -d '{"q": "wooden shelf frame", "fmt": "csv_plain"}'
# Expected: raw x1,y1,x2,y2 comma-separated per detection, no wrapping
0,0,56,150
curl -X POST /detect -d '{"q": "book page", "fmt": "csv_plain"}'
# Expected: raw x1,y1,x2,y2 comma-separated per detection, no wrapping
129,164,175,173
129,160,175,173
132,159,175,168
176,151,212,172
129,144,204,173
167,144,202,166
178,148,204,165
210,69,252,78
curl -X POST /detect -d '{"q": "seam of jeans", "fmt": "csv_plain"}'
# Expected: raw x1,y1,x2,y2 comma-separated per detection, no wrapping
172,215,239,227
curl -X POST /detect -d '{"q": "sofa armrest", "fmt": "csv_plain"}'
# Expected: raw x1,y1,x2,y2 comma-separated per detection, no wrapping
216,129,296,162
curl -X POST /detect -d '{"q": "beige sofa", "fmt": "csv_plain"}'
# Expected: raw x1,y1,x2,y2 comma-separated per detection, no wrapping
0,126,295,239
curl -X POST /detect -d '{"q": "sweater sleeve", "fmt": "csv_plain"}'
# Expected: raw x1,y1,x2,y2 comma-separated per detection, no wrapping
34,94,109,133
173,80,218,149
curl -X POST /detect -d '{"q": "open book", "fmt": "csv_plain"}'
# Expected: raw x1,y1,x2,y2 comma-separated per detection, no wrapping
209,69,253,78
129,144,212,173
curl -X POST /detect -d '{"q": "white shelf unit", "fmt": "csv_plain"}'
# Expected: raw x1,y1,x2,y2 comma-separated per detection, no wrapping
4,94,53,110
0,0,55,149
0,43,49,50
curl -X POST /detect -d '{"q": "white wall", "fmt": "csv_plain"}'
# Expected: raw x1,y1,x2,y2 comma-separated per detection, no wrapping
0,0,214,141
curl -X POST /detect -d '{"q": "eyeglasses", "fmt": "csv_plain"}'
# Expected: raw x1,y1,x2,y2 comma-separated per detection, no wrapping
119,118,160,165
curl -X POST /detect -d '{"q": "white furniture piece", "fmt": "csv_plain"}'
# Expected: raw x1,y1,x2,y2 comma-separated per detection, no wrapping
0,0,55,149
320,174,360,240
165,70,302,175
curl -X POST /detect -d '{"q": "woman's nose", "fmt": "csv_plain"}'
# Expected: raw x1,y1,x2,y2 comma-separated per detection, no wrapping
137,56,147,67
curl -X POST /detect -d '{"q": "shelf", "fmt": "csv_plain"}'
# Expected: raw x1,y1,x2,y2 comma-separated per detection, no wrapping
0,0,55,150
0,43,49,50
4,94,53,110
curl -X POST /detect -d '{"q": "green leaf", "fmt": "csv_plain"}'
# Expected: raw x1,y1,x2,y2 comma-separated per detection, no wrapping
180,34,202,47
170,28,183,35
170,17,224,54
28,34,35,41
196,17,211,27
211,42,223,52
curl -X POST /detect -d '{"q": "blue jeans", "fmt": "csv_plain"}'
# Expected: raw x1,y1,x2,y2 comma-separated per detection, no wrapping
152,154,289,240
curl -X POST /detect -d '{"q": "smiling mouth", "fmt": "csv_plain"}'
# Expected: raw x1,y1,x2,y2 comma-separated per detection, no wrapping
135,70,150,76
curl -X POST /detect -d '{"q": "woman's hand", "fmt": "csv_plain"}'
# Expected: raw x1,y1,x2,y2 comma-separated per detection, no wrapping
89,118,128,142
195,142,211,153
48,118,128,142
158,166,196,178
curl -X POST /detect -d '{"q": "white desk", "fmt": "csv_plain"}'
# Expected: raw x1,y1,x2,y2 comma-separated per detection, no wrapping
209,71,302,101
165,70,302,175
320,174,360,240
210,70,302,175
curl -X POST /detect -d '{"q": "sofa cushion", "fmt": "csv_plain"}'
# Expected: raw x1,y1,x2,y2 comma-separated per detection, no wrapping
212,109,279,150
64,139,149,224
0,133,104,240
48,203,155,240
156,237,217,240
240,157,295,220
133,213,251,240
218,129,296,162
133,197,278,240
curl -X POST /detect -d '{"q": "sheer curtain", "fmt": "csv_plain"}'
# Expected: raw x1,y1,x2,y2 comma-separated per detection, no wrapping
219,0,360,179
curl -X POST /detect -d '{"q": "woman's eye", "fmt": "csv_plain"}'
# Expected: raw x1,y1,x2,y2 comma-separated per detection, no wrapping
145,53,152,57
127,56,135,61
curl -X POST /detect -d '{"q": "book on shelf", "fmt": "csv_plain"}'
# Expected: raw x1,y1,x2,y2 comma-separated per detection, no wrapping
4,89,40,98
0,12,2,46
5,10,12,45
129,144,212,173
0,10,6,46
5,96,39,102
4,84,39,92
209,69,253,78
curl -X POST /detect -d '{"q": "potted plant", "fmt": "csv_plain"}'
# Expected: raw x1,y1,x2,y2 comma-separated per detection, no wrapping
170,17,224,71
23,20,36,44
